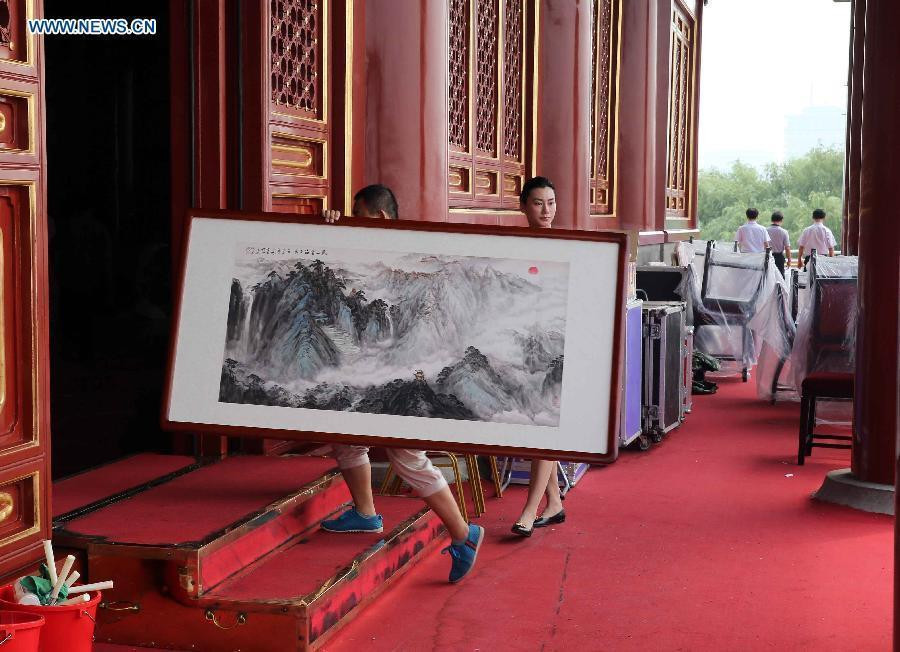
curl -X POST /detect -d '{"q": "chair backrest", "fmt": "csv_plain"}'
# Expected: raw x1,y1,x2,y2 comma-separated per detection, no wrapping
806,251,858,372
700,241,770,312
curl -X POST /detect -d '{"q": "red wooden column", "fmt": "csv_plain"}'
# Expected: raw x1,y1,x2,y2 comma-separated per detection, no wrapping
843,0,864,256
534,0,591,230
616,0,661,237
364,0,448,221
853,0,900,489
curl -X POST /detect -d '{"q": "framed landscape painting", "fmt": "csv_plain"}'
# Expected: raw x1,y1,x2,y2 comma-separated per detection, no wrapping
163,210,626,463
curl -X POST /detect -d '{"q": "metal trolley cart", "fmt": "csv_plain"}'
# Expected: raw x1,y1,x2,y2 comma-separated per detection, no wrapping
642,301,686,442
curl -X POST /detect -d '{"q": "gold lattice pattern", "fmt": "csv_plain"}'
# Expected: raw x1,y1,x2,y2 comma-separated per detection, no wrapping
666,7,693,214
502,0,523,160
595,0,613,182
271,0,319,114
475,0,498,155
449,0,470,150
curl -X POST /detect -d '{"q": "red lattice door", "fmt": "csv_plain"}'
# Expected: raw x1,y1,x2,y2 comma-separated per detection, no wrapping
448,0,530,217
266,0,332,215
0,0,52,581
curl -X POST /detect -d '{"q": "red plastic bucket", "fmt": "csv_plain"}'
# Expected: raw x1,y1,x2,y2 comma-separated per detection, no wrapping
0,611,44,651
0,585,99,652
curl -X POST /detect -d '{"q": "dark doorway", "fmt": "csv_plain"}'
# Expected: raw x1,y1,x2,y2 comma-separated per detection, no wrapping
44,1,171,478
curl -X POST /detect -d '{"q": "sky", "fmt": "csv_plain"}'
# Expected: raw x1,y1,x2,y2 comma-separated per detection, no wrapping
698,0,851,170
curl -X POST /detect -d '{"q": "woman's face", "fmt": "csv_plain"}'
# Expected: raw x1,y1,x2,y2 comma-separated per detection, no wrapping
521,187,557,229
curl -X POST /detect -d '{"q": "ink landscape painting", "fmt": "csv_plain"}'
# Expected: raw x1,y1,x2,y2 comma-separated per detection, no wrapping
219,244,570,427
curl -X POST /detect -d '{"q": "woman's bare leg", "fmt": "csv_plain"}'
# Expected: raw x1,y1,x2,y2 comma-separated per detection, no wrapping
540,464,564,519
514,459,556,528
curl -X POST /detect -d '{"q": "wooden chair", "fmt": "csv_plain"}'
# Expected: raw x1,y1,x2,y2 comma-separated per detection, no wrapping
380,453,504,521
796,254,856,464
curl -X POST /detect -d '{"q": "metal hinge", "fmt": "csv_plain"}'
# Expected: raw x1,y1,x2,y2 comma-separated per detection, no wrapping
648,324,661,338
642,405,659,419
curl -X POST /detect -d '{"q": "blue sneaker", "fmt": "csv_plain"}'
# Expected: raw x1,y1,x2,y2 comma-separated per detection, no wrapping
321,508,383,533
442,524,484,583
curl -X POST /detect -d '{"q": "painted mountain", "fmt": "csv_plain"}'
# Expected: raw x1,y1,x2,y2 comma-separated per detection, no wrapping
219,246,569,426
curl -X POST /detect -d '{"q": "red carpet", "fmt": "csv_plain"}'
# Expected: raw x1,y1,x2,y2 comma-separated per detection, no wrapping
63,455,335,544
53,453,196,517
324,378,892,651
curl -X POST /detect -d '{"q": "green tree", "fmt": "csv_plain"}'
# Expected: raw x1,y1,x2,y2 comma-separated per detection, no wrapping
698,146,844,248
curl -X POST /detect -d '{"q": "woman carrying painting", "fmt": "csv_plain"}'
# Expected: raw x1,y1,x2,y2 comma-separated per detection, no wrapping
510,176,567,537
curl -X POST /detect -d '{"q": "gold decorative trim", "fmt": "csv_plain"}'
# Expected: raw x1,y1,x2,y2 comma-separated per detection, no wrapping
344,0,354,214
0,470,41,550
0,492,12,522
530,0,539,179
0,89,36,155
449,208,523,216
271,192,329,212
0,225,4,415
270,132,328,181
271,145,313,168
609,0,623,216
0,181,39,453
1,0,36,69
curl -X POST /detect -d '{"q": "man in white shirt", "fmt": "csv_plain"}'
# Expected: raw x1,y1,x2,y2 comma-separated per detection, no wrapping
766,211,791,277
735,207,771,253
796,208,836,268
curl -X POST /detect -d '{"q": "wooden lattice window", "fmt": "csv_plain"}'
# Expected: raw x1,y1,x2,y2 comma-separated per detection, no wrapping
665,2,695,220
449,0,529,211
268,0,329,215
589,0,621,216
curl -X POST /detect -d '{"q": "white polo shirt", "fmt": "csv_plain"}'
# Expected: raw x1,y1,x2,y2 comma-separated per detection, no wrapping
735,221,771,253
797,222,836,254
767,225,791,254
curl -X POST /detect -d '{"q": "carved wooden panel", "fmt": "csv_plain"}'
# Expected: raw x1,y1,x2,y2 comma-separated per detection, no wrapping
265,1,329,215
0,0,28,65
271,0,323,120
449,0,470,153
0,469,38,550
0,91,27,152
474,0,498,157
590,0,620,216
502,0,523,162
271,132,325,178
0,185,36,455
271,193,325,215
666,2,694,219
449,165,471,193
449,0,529,212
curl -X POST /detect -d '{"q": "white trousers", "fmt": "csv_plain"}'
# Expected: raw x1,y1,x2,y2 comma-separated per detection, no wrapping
331,444,448,498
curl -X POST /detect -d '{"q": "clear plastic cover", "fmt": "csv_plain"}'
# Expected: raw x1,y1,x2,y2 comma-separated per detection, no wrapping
687,242,788,374
790,255,858,388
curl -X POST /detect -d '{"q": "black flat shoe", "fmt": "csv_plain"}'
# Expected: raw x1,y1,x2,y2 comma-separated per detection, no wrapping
511,522,534,537
533,510,566,528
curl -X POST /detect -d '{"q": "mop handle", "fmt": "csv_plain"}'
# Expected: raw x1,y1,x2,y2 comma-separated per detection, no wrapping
49,555,75,601
67,580,113,595
42,540,57,585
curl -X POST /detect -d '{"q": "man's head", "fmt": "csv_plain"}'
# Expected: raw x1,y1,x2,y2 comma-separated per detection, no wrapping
771,211,784,224
746,208,759,220
352,184,398,220
812,208,826,221
520,176,557,229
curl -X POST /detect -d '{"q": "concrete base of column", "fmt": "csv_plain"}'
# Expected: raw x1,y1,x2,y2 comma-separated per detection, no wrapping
813,468,895,515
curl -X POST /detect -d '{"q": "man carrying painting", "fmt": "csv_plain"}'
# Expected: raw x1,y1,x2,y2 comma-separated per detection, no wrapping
318,184,484,584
